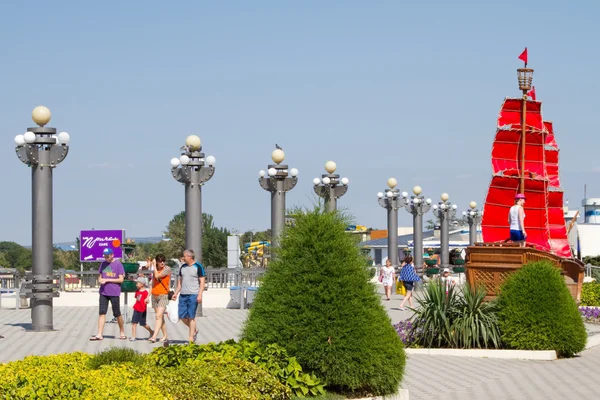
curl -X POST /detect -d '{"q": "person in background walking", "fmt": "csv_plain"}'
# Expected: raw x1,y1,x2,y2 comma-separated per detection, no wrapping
90,248,126,341
148,254,171,343
380,258,396,301
172,249,206,343
398,255,421,311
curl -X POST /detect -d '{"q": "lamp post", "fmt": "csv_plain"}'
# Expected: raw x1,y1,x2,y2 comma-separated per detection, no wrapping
403,186,432,272
431,193,457,268
14,106,70,332
377,178,406,268
313,161,349,212
463,201,482,246
517,65,534,194
170,135,216,262
258,147,298,254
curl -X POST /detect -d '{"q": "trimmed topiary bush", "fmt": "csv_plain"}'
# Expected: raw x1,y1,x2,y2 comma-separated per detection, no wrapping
242,207,405,396
497,260,587,357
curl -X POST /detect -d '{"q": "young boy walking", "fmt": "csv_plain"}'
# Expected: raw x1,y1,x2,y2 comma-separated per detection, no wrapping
130,277,154,341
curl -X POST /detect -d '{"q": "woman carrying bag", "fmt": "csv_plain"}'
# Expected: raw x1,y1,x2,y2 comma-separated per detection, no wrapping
398,255,420,310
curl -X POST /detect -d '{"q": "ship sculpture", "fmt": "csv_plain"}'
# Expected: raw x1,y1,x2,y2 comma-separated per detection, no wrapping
465,49,584,301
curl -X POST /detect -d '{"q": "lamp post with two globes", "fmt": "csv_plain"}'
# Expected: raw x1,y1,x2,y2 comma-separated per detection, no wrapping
462,201,482,246
313,161,349,212
258,148,298,256
431,193,457,268
377,178,406,268
14,106,71,332
403,186,432,272
170,135,216,263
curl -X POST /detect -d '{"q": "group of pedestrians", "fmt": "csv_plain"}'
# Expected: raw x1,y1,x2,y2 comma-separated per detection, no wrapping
89,248,206,343
380,255,421,310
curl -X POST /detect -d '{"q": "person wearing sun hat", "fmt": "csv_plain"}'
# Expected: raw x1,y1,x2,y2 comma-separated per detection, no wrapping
509,193,527,247
89,247,126,341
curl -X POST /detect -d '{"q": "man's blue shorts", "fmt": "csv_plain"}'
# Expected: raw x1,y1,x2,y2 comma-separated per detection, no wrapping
178,294,198,319
510,229,525,241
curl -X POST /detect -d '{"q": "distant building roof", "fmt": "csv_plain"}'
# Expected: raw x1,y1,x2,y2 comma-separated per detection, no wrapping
361,230,436,248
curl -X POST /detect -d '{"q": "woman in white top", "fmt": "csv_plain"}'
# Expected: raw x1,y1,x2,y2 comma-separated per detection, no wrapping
509,193,527,247
380,259,396,301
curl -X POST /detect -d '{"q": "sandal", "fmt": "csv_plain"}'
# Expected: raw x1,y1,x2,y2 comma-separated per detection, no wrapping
89,336,103,341
119,335,127,340
148,338,157,343
160,337,169,343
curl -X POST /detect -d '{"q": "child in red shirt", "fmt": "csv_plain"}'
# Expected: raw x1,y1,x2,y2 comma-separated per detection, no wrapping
130,277,154,341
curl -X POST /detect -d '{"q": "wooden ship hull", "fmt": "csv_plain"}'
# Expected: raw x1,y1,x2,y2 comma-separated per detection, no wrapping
465,243,584,302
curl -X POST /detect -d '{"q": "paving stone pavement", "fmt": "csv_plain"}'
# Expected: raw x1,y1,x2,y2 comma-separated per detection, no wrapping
1,287,599,399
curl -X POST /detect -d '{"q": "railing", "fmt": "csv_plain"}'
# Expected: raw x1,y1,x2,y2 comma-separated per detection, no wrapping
0,267,267,293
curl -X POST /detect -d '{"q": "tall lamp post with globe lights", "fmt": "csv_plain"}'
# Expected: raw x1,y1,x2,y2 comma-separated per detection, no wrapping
403,186,432,272
313,161,349,212
431,193,457,268
14,106,70,332
258,147,298,256
463,201,482,246
170,135,216,263
377,178,406,267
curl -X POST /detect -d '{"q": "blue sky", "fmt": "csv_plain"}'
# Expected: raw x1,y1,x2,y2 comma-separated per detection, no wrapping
1,1,598,245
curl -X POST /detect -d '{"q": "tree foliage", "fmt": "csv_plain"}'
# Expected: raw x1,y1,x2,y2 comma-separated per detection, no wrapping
242,206,405,396
163,212,230,266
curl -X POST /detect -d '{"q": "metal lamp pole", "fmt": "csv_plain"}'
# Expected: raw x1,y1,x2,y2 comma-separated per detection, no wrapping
170,135,216,262
432,193,457,268
377,178,406,268
14,106,70,332
313,161,349,212
259,147,298,256
403,185,432,273
463,201,482,246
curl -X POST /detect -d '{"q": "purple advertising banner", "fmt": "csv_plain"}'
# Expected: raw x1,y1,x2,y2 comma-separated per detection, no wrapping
79,230,125,262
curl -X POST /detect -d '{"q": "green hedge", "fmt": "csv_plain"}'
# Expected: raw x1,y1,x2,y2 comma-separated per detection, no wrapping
0,350,289,400
581,282,600,306
497,261,587,357
148,340,323,397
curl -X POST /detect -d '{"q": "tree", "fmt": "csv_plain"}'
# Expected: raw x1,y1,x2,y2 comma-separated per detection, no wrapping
163,212,230,267
0,242,32,272
242,207,406,396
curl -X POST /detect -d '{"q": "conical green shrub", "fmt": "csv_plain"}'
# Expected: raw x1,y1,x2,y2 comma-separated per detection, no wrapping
242,207,405,396
497,260,587,357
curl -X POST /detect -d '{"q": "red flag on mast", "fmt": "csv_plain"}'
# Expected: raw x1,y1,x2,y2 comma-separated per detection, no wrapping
518,47,528,66
527,86,536,100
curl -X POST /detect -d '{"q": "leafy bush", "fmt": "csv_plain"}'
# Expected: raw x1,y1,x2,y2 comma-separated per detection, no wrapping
138,358,290,400
393,319,422,346
0,353,162,399
497,260,587,357
147,340,323,397
581,282,600,306
407,281,501,349
242,207,406,396
88,346,144,369
0,350,290,400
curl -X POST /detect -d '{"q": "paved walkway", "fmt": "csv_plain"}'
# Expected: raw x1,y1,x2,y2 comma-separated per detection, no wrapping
1,286,599,399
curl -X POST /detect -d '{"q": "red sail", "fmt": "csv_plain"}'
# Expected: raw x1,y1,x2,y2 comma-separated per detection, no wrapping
482,97,571,258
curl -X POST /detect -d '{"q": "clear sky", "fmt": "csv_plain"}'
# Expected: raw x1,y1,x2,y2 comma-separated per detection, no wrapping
1,1,599,245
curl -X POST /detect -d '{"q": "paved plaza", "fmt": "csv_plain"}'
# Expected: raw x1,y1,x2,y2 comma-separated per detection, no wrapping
1,286,599,399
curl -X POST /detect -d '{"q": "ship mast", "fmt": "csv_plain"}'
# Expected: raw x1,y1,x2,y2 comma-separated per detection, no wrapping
517,66,534,194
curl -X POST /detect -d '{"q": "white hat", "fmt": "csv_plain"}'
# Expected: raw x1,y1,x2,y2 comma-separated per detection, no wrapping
443,268,450,273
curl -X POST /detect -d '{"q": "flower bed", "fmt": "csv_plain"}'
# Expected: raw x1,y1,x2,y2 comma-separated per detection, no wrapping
580,306,600,324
